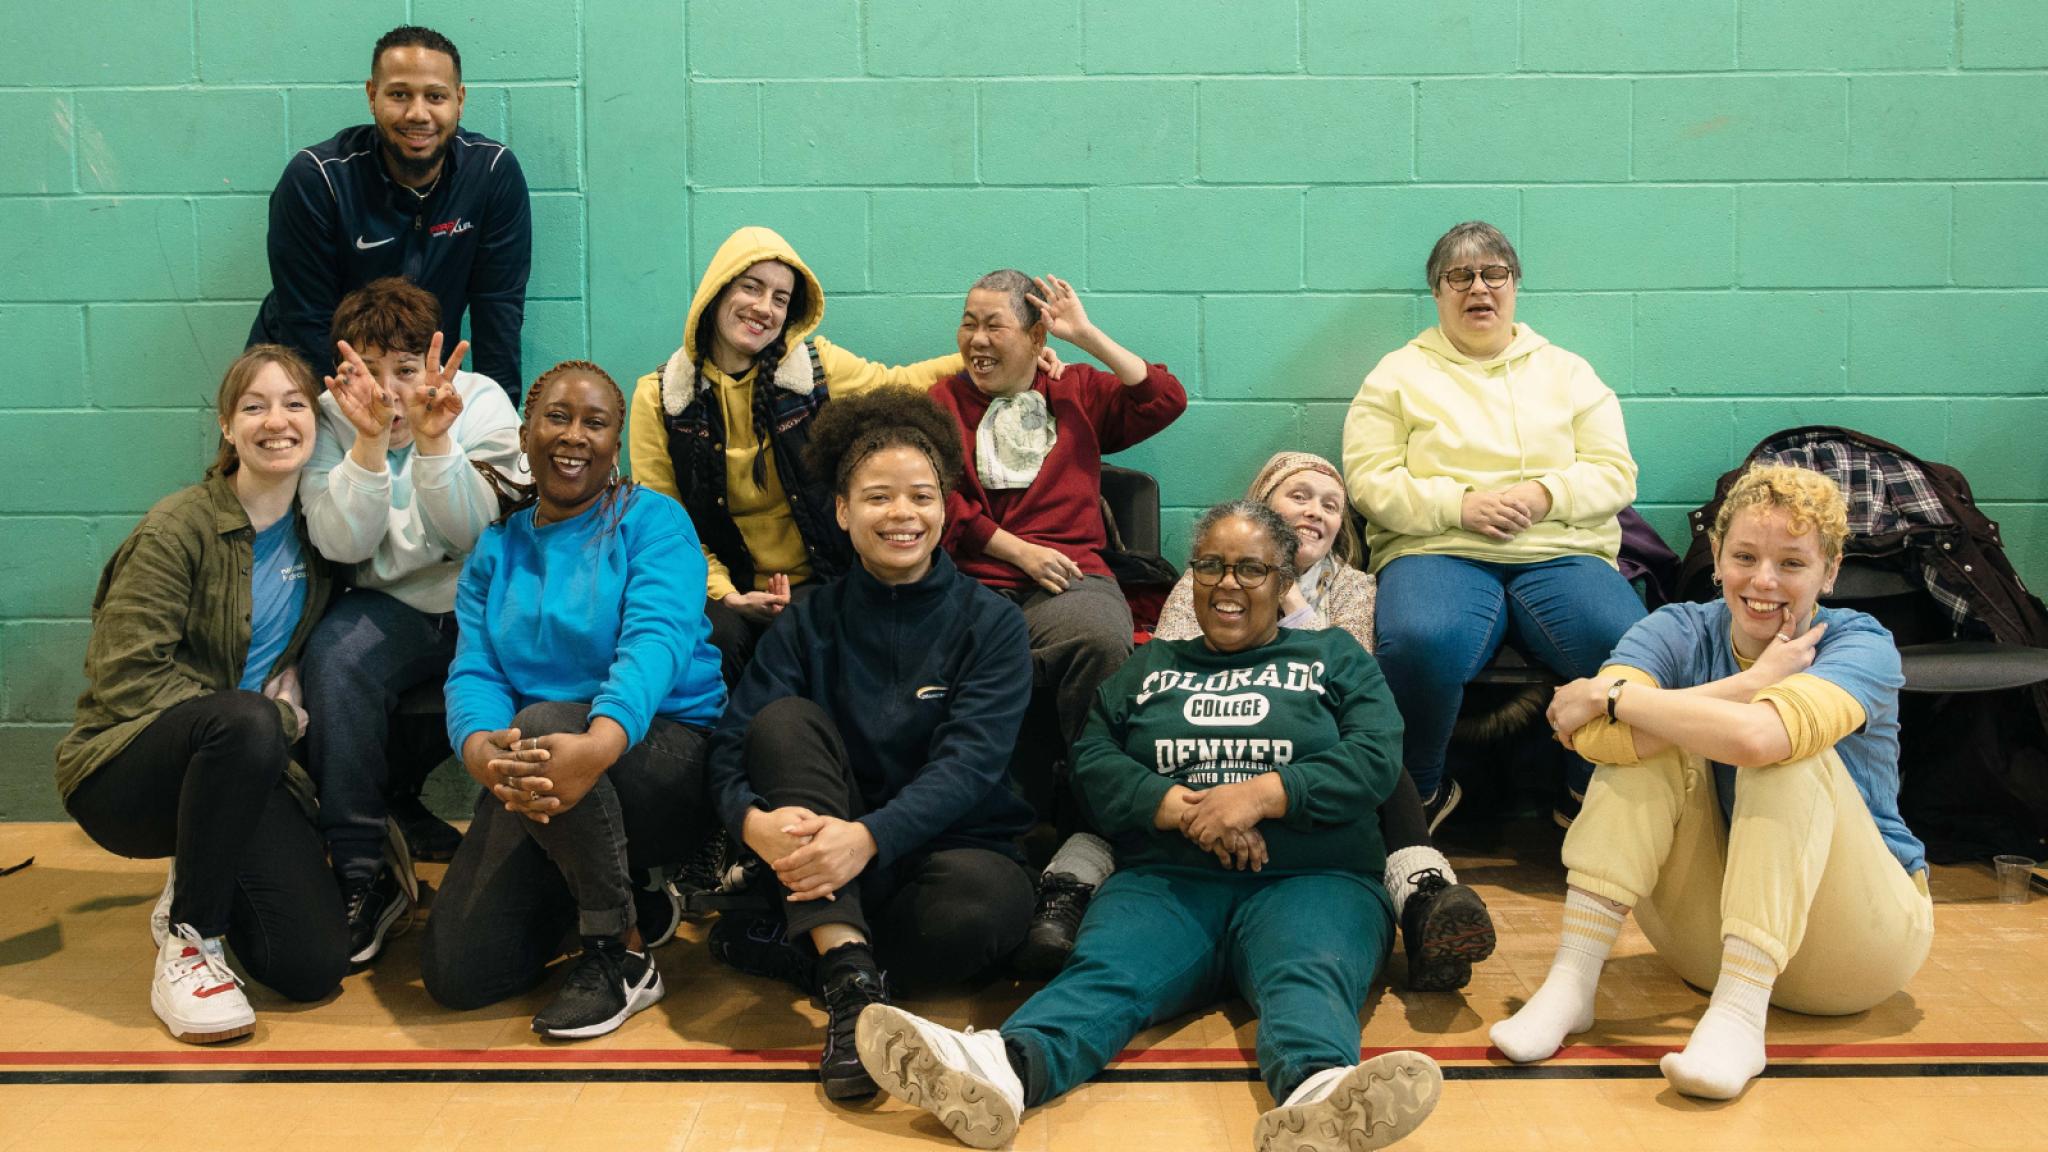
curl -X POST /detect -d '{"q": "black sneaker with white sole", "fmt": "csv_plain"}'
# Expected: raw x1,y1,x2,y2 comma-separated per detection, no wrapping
343,862,412,965
1013,871,1092,979
1400,869,1496,993
531,935,664,1040
1553,786,1585,829
1421,779,1463,835
821,964,889,1100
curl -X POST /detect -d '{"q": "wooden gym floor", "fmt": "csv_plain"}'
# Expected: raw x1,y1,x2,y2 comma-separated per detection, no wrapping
2,817,2045,1152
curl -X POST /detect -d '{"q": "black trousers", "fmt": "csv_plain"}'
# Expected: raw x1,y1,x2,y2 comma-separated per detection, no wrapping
65,691,349,1002
704,582,819,688
1380,768,1433,856
420,702,715,1011
742,696,1035,985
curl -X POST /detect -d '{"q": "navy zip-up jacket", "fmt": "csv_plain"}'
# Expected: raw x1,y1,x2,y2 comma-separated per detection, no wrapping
247,124,531,403
707,549,1038,867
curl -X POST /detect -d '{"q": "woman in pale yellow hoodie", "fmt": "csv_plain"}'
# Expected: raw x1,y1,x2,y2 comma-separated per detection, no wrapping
1341,221,1645,826
629,227,973,686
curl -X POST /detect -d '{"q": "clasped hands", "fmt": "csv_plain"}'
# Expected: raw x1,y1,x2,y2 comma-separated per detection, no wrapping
1460,481,1553,542
1155,775,1287,872
462,718,628,824
742,805,877,903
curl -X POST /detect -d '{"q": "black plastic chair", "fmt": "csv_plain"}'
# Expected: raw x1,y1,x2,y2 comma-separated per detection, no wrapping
1100,464,1161,556
1822,559,2048,694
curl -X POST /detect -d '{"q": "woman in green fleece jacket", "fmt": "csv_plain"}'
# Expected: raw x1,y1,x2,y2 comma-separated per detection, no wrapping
851,499,1441,1152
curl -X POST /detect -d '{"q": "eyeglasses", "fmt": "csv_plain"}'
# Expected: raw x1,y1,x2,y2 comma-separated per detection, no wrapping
1189,557,1273,588
1439,265,1514,291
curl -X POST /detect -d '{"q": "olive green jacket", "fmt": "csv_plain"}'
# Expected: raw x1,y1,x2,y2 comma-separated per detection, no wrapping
54,473,334,807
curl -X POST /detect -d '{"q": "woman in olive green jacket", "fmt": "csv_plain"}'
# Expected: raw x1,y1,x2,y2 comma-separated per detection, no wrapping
56,345,345,1044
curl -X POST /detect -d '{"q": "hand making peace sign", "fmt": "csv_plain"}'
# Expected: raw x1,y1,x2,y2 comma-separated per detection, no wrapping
326,339,394,443
402,330,470,448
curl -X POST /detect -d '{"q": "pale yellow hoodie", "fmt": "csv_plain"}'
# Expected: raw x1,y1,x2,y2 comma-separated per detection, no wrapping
1341,323,1636,574
629,226,962,600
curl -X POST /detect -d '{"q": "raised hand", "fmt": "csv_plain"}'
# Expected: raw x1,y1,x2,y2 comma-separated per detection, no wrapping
326,340,395,443
1026,275,1091,345
404,330,470,450
1750,608,1826,686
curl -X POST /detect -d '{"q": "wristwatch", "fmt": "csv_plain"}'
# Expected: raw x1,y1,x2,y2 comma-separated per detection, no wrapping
1605,678,1628,722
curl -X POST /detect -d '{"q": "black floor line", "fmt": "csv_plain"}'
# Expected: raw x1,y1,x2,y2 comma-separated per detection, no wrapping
3,1062,2045,1086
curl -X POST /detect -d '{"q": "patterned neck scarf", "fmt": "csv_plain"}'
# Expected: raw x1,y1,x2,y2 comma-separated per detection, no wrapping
976,389,1058,490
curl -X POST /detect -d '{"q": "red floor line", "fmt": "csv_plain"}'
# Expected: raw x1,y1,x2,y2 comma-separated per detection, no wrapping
5,1041,2046,1068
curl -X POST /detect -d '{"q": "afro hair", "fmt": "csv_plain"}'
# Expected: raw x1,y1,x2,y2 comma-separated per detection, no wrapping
801,385,967,497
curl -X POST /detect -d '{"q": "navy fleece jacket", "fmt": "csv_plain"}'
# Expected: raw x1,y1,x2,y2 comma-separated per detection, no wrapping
707,549,1037,866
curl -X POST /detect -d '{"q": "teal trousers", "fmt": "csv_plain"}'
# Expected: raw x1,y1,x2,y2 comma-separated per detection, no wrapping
1004,864,1394,1105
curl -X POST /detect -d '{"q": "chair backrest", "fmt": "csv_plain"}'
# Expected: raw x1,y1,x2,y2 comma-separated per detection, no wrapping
1101,464,1161,556
1821,557,1951,647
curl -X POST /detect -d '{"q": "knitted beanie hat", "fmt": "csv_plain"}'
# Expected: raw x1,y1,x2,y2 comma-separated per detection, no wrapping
1247,451,1344,504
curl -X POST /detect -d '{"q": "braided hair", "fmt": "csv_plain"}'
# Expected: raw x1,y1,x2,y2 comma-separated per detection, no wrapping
693,263,812,488
474,359,637,542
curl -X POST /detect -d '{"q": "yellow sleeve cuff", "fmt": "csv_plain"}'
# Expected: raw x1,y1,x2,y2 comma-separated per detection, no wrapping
1754,673,1867,763
703,544,737,603
1570,665,1661,766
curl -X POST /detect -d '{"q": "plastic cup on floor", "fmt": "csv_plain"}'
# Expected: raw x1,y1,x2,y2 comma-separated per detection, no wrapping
1994,855,2036,904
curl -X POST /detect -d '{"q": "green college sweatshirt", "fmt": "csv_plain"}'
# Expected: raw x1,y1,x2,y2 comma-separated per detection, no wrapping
1072,627,1404,876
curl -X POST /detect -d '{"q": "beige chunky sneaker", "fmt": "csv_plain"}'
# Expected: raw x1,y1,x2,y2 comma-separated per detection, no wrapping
856,1004,1023,1149
1253,1051,1443,1151
151,923,255,1044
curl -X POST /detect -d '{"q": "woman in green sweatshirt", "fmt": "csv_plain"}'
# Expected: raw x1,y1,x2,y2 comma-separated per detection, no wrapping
850,499,1441,1152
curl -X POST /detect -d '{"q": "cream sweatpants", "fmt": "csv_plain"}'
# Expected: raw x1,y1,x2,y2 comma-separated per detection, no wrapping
1562,746,1933,1015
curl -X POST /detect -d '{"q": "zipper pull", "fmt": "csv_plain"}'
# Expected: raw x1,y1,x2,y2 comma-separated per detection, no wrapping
414,216,423,232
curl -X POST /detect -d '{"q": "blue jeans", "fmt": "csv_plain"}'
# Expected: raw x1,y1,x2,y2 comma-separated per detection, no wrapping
301,589,459,880
1374,554,1646,799
1003,865,1393,1106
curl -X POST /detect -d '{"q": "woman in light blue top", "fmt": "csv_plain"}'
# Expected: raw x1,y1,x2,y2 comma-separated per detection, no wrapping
420,359,725,1042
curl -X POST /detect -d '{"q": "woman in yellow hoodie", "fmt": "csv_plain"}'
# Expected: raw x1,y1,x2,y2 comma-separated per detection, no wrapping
629,227,978,685
1341,221,1644,827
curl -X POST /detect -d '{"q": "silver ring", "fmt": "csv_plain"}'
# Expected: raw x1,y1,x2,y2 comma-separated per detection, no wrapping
1774,632,1791,642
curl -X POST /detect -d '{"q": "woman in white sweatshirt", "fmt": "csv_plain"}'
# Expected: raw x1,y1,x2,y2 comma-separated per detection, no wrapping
1341,221,1644,829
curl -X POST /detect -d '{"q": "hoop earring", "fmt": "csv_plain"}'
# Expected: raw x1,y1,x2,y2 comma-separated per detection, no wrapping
1711,573,1723,587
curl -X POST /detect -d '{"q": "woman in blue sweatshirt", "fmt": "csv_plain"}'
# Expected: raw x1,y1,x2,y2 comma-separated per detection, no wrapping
705,386,1039,1102
419,360,726,1041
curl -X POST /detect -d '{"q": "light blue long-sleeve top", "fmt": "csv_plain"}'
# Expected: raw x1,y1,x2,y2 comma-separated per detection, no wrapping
445,485,726,750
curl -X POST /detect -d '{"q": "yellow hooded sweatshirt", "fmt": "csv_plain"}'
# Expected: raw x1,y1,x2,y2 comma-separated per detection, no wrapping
1340,323,1636,574
629,227,963,601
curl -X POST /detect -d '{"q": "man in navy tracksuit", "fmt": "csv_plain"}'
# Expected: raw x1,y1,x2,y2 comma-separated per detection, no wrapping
247,26,531,405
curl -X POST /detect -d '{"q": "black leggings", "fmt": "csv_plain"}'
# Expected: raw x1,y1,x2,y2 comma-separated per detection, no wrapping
64,691,349,1002
743,696,1035,986
1379,769,1433,856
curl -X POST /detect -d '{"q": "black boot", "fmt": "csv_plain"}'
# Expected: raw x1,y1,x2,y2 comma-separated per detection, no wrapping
1401,869,1496,993
1013,871,1093,979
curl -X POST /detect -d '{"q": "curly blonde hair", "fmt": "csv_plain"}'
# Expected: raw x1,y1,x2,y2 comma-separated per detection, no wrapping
1709,463,1850,561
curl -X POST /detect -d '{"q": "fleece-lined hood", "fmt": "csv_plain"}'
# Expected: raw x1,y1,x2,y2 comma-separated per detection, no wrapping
659,226,827,416
1410,322,1551,370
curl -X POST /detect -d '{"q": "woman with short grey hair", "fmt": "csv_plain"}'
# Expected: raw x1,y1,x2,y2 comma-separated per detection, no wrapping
1342,221,1646,831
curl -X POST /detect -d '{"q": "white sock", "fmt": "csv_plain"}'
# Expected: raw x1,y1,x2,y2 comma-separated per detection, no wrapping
1660,935,1775,1100
1382,845,1456,919
1044,832,1115,889
1488,890,1624,1063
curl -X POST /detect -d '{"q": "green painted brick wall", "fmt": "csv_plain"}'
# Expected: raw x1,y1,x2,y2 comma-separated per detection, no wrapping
2,0,2045,818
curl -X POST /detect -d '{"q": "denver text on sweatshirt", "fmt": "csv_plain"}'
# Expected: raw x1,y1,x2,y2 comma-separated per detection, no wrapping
444,486,726,751
705,550,1038,868
1341,324,1636,574
1073,627,1403,875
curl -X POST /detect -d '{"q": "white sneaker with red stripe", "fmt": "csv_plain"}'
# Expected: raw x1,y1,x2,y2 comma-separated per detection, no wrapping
151,923,254,1044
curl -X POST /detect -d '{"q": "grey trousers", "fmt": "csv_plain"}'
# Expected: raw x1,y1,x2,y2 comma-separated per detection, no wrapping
420,701,712,1011
1006,574,1135,750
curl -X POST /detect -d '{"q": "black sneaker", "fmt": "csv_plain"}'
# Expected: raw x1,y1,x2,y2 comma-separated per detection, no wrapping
388,792,462,863
532,935,664,1040
632,876,683,949
342,863,412,965
1013,871,1093,979
1421,779,1463,835
1400,869,1497,993
820,964,889,1100
673,831,735,922
708,912,818,995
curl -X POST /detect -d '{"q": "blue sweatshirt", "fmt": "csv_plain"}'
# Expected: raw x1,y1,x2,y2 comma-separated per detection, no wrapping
707,550,1038,868
446,486,725,750
248,124,532,403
